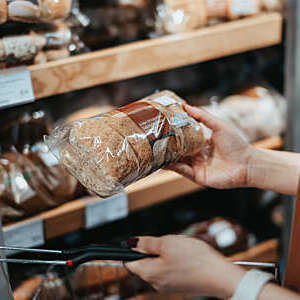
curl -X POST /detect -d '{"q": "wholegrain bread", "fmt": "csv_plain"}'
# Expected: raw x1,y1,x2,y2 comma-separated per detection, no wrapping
47,91,209,197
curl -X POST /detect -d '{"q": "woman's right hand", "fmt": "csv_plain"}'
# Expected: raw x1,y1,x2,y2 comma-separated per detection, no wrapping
168,104,255,190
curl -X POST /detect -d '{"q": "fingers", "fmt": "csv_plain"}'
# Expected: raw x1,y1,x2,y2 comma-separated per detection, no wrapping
133,236,163,255
184,103,224,131
126,236,163,282
125,258,162,284
167,162,194,181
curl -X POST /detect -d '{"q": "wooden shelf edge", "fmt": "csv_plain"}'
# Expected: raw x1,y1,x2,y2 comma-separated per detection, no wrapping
29,13,282,100
3,136,283,241
229,239,279,262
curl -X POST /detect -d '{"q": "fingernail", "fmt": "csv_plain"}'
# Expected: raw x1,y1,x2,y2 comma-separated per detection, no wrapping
127,237,139,248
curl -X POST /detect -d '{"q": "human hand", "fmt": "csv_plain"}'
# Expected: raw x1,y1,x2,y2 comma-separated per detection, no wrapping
126,235,245,298
168,104,254,189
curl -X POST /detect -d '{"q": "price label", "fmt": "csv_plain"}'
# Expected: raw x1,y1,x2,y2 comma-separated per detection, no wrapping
0,67,34,109
85,193,128,229
3,219,44,253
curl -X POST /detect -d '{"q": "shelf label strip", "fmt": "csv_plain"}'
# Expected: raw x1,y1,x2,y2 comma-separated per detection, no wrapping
0,67,35,109
85,193,128,229
3,219,44,252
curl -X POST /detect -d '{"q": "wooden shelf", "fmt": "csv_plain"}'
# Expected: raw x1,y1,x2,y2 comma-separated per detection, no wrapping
127,239,279,300
3,136,283,242
29,13,282,100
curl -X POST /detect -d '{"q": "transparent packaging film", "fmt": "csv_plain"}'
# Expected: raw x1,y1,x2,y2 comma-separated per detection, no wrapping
0,0,73,24
154,0,284,34
205,86,287,143
46,91,211,198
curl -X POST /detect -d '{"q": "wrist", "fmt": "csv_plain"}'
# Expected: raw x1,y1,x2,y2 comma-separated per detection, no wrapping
215,263,246,299
245,146,267,189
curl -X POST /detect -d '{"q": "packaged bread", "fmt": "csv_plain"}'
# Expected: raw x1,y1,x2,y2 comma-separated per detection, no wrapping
46,90,211,197
205,86,287,142
0,23,71,66
0,0,72,24
155,0,283,34
14,273,71,300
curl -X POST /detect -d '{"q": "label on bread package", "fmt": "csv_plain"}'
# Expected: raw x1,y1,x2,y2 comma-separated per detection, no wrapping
230,0,258,16
118,101,175,148
205,0,227,17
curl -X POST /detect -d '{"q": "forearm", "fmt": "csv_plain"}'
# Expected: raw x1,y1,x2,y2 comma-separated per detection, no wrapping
247,147,300,196
259,283,300,300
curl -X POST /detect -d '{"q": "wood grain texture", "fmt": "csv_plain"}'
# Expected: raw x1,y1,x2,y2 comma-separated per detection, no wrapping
29,13,282,100
3,136,283,241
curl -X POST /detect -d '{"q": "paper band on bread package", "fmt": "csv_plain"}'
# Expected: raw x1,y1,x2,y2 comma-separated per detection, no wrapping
46,91,211,197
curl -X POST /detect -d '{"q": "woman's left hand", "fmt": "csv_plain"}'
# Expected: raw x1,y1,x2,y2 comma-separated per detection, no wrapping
125,235,245,299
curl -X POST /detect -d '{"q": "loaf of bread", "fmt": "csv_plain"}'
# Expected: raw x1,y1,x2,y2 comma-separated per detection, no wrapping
0,23,71,65
47,91,210,197
0,0,72,24
205,86,287,142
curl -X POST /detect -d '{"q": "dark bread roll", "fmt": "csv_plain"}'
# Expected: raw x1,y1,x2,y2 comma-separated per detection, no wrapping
182,217,251,256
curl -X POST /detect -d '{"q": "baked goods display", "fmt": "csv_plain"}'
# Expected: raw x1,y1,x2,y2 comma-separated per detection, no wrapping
205,85,287,143
181,217,254,256
14,273,72,300
0,0,87,68
46,90,211,197
0,0,72,24
0,109,79,223
156,0,286,33
79,1,154,49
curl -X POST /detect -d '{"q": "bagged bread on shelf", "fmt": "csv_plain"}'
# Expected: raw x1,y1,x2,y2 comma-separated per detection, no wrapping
155,0,284,34
181,217,255,256
0,0,72,24
0,22,72,66
0,109,79,223
14,273,71,300
46,90,211,197
205,86,287,142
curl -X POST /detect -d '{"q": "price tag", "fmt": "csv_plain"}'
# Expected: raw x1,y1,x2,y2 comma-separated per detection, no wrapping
85,193,128,229
0,67,34,109
3,219,44,253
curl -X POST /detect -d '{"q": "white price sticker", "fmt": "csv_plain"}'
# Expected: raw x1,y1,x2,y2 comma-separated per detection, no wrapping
85,193,128,229
0,67,34,109
3,219,44,252
153,95,177,106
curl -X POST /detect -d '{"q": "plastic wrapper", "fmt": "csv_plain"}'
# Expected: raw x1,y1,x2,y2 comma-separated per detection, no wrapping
80,3,153,49
13,264,149,300
155,0,285,34
0,110,79,223
205,86,287,143
0,22,71,66
0,0,73,24
181,217,254,256
0,21,87,68
14,273,72,300
46,90,211,197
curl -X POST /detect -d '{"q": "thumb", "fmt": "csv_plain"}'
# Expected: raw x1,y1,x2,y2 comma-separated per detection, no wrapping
129,236,163,255
184,103,223,131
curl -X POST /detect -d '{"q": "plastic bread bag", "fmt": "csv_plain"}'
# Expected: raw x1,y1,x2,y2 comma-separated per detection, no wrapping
0,0,73,24
154,0,285,34
0,22,72,66
13,273,72,300
45,90,212,197
205,85,287,143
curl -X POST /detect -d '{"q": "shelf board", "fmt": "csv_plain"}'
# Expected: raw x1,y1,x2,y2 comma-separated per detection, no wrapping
29,13,282,100
3,136,283,241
